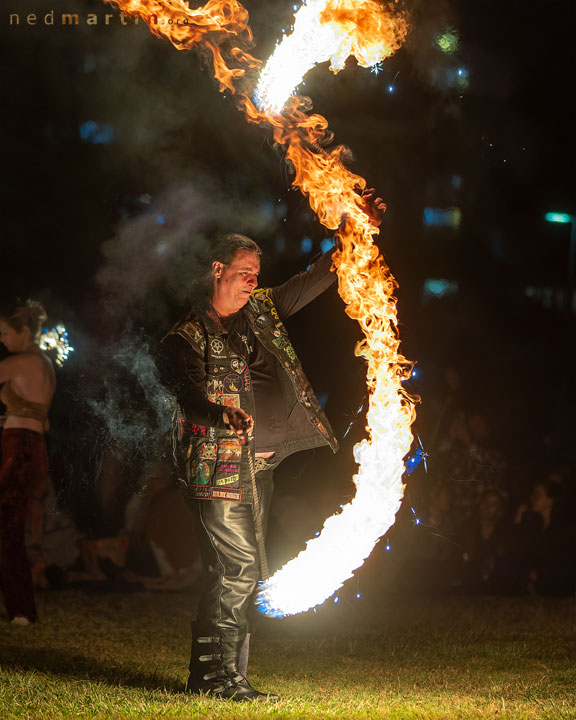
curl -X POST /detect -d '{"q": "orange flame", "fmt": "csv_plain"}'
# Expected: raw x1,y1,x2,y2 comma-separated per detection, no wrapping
104,0,415,612
320,0,408,71
104,0,261,92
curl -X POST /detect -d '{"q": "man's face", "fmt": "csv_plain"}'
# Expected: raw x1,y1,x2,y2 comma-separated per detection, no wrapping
212,250,261,314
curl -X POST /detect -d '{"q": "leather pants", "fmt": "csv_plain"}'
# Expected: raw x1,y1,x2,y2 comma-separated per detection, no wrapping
192,467,274,642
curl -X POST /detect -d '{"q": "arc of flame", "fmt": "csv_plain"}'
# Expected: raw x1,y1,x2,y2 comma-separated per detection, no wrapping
255,0,408,113
103,0,415,616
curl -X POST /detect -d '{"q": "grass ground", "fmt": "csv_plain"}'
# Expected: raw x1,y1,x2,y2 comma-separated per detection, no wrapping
0,588,575,719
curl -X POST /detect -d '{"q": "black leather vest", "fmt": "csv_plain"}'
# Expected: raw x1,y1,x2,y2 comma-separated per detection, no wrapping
169,290,337,503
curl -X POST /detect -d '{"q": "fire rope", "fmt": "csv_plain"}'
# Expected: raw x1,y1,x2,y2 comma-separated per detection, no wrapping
104,0,415,616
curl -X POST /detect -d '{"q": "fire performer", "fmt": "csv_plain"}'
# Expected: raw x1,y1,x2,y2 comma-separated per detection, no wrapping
157,190,385,701
0,300,55,625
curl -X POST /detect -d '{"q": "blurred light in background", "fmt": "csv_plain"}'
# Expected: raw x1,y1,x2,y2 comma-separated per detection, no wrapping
423,278,459,300
423,207,462,229
429,66,469,90
435,28,459,54
545,212,573,224
79,121,115,144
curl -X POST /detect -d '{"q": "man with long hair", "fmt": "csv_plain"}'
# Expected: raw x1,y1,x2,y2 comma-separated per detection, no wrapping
157,191,384,701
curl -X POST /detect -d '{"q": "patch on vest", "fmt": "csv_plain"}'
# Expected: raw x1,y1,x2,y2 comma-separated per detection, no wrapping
192,461,211,485
200,443,217,460
254,313,272,328
217,437,243,462
230,357,246,374
215,474,240,486
223,374,243,393
206,378,224,394
208,393,240,408
210,487,242,502
210,338,225,355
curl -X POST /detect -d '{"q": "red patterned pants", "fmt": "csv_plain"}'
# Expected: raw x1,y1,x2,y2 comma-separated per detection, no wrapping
0,429,48,623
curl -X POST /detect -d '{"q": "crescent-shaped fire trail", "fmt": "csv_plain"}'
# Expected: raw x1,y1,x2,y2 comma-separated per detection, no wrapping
104,0,416,617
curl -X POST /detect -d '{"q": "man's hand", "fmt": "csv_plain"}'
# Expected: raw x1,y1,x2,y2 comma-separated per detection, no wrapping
223,408,254,437
359,187,387,227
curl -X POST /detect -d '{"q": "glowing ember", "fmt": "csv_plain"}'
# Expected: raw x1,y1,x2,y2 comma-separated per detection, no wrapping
255,0,407,113
103,0,415,617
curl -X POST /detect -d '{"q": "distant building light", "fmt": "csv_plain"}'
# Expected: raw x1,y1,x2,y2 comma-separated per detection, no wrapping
423,279,459,299
435,28,459,54
320,238,335,254
451,175,462,190
525,285,563,310
79,121,115,144
423,207,462,229
301,236,313,253
545,212,573,224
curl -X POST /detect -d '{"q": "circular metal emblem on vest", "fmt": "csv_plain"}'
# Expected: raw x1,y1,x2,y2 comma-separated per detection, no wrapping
210,338,225,354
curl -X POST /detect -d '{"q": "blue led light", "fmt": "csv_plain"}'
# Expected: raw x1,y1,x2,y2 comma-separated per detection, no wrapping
301,236,313,253
156,215,165,225
388,85,395,93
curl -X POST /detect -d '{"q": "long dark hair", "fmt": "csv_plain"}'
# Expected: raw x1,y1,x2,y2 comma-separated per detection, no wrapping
190,233,262,311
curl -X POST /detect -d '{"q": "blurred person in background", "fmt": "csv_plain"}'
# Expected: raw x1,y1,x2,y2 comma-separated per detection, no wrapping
455,489,509,592
0,300,55,625
511,478,575,595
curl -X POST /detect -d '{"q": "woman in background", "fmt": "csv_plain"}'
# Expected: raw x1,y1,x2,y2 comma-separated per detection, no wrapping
0,300,55,625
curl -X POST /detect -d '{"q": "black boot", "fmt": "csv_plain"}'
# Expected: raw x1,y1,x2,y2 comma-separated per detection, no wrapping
186,628,279,702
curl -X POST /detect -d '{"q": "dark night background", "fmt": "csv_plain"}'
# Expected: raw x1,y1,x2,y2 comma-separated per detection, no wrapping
2,0,576,580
